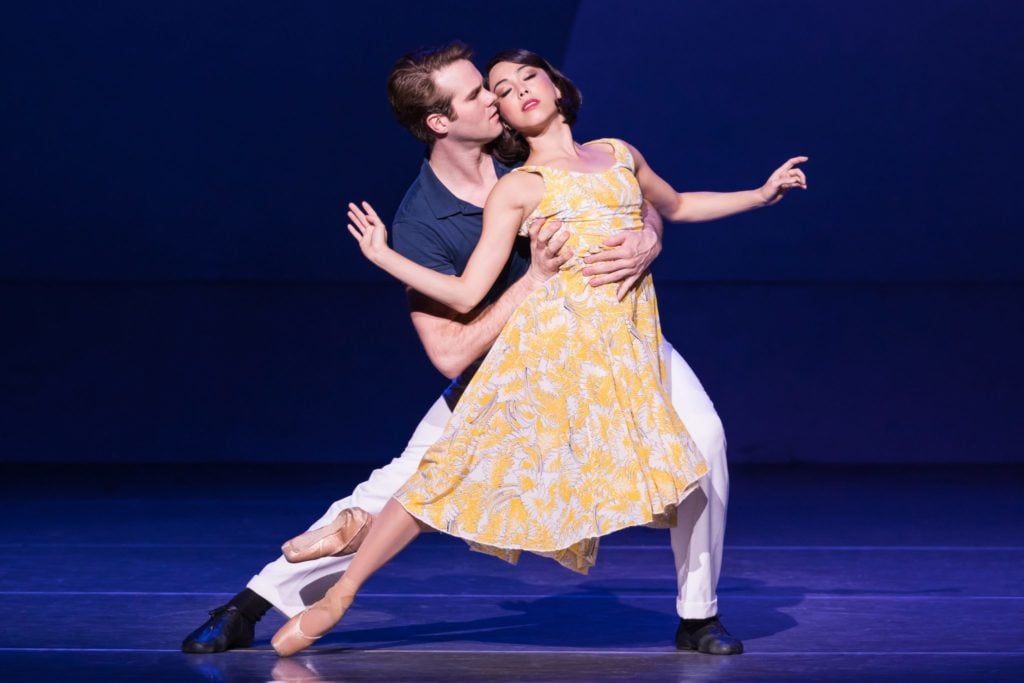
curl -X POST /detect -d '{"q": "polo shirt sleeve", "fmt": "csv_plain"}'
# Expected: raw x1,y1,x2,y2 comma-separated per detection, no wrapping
392,217,457,276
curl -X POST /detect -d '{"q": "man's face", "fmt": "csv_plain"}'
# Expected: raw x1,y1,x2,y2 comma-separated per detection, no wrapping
432,59,502,144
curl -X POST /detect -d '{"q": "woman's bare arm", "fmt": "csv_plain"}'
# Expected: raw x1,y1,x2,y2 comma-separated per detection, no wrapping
349,173,544,314
623,140,807,223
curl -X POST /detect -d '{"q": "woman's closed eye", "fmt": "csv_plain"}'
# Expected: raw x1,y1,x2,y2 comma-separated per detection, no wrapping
497,73,537,98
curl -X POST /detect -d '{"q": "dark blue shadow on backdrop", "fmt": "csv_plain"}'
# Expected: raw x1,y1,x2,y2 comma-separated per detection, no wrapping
2,1,1022,464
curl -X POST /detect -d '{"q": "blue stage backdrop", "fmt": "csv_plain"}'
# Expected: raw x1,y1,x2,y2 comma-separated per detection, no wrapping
2,1,1022,463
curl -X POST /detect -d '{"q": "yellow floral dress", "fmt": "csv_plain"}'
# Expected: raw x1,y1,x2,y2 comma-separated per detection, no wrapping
395,138,708,573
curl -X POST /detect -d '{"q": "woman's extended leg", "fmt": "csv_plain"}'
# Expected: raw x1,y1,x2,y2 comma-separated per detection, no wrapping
332,497,425,592
271,498,425,656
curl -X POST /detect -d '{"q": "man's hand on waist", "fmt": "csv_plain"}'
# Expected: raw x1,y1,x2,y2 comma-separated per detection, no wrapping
582,223,663,301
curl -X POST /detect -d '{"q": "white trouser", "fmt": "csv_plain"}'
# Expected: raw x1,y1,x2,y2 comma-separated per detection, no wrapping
248,339,728,620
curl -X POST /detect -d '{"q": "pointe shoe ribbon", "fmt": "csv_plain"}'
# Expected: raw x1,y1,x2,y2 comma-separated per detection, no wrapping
281,507,373,563
272,580,356,657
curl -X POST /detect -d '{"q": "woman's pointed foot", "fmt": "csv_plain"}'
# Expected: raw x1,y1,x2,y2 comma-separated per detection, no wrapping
271,580,356,657
281,507,373,563
270,609,322,657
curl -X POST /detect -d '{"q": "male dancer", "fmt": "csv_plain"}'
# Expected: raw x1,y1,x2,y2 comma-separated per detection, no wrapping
183,42,740,655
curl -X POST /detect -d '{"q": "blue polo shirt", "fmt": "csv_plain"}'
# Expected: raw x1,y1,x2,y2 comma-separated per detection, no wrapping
392,157,530,409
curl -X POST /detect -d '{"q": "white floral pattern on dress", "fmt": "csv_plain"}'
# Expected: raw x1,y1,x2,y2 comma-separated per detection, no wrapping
396,139,708,574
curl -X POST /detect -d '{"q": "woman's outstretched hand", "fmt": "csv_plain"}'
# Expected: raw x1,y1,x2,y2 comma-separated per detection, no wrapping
347,201,390,263
758,157,809,206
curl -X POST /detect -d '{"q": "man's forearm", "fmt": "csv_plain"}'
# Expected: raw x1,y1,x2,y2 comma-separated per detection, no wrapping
413,271,545,379
642,200,664,239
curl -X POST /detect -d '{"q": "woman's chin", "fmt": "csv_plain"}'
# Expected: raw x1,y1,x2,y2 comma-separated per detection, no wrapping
511,117,556,139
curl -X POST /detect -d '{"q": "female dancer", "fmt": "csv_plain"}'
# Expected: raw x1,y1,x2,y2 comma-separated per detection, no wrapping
272,49,806,656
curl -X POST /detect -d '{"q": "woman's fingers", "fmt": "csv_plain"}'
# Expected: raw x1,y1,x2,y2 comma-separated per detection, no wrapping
349,209,382,234
348,207,367,231
786,169,807,187
782,156,809,171
346,201,389,258
351,201,383,226
348,202,374,229
774,170,806,189
361,201,381,223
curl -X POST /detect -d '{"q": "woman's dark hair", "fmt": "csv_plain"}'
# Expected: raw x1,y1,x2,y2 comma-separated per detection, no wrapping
484,49,583,165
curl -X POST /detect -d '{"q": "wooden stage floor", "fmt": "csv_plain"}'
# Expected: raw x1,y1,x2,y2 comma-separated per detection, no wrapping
1,463,1022,681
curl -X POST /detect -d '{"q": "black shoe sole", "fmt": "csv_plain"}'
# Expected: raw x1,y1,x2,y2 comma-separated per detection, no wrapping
676,639,744,655
182,637,252,654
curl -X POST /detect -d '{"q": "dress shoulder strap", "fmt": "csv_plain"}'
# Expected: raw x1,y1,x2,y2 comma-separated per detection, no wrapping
510,164,547,177
583,138,635,173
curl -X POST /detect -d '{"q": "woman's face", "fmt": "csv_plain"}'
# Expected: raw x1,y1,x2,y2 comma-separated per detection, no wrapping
488,60,561,134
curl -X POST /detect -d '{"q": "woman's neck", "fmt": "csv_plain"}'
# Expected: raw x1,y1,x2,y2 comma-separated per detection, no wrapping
523,120,578,166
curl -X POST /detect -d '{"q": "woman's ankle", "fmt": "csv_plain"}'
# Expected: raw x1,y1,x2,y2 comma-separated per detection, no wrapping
333,574,360,598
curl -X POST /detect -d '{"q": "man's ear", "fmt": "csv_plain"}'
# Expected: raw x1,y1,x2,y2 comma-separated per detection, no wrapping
426,113,448,136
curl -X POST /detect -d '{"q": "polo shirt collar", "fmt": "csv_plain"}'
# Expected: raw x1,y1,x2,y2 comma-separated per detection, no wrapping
418,157,514,220
419,160,462,219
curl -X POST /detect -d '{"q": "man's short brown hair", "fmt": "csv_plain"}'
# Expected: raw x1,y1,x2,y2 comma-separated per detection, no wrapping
387,41,474,147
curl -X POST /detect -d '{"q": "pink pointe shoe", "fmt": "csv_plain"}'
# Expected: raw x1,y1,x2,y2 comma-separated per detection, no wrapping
271,579,356,657
281,507,373,563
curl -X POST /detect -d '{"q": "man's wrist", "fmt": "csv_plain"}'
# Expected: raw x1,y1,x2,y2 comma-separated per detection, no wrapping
640,226,662,265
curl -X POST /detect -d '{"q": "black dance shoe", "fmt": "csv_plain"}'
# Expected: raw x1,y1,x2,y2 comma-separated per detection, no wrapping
181,605,255,654
674,615,744,655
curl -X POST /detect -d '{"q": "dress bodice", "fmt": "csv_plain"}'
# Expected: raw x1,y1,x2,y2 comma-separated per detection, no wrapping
513,138,644,261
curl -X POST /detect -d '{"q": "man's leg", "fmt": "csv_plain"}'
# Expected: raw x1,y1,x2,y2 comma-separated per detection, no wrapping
182,396,452,653
663,340,742,654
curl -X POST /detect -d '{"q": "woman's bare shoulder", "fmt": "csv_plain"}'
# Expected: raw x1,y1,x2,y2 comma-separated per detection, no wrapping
490,168,545,209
